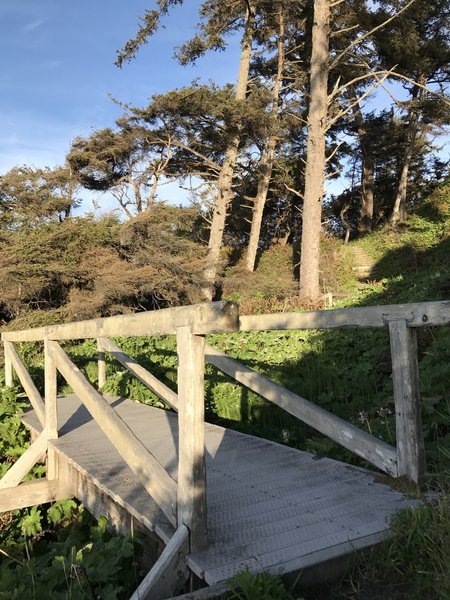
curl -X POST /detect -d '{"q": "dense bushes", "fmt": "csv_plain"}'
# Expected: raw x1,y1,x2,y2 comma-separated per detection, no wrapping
0,205,207,326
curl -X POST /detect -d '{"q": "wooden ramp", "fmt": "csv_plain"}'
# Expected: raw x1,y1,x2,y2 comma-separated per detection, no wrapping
23,394,418,587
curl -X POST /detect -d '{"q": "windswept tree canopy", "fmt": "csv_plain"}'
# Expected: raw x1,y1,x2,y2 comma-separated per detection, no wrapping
0,165,79,228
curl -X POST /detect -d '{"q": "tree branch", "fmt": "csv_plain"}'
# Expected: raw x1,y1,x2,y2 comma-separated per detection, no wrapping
327,71,392,128
330,0,417,70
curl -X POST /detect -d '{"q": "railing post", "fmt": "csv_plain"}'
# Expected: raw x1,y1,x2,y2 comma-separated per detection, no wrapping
388,319,425,483
97,339,106,390
4,341,14,387
44,338,58,480
176,325,207,552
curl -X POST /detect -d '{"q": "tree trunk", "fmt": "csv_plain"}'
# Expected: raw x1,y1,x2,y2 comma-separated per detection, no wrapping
390,83,423,225
340,204,351,244
352,98,374,234
202,3,255,300
360,157,375,232
245,9,285,273
299,0,330,303
390,116,418,225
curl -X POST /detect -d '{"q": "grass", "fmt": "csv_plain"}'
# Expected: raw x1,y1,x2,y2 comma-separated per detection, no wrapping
328,487,450,600
1,182,449,598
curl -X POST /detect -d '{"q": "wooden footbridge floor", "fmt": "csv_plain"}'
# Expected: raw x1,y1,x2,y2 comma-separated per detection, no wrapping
23,394,417,586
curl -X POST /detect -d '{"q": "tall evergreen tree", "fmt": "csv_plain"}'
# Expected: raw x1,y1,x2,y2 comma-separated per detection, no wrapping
299,0,331,303
371,0,450,224
244,1,307,272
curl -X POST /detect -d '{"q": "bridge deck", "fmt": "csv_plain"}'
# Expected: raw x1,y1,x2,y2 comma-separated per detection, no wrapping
23,395,417,586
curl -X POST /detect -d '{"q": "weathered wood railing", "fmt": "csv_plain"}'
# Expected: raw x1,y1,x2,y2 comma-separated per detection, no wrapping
1,299,449,554
205,300,450,484
1,301,239,556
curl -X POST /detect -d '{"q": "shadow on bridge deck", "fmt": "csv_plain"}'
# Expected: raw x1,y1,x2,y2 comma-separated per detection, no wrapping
22,393,418,589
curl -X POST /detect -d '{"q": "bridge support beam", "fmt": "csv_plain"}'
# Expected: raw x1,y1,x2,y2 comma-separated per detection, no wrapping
130,524,190,600
389,319,425,483
177,326,207,552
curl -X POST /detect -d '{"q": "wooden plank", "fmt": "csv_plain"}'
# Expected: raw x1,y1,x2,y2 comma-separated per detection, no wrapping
4,341,13,387
58,448,174,545
97,339,106,389
239,300,450,331
130,524,190,600
99,337,178,411
207,491,406,551
207,473,370,520
209,486,402,540
4,341,46,427
193,508,401,584
48,340,178,526
177,326,207,552
0,478,72,513
0,430,47,489
1,301,239,342
44,338,58,480
388,320,425,483
205,343,398,476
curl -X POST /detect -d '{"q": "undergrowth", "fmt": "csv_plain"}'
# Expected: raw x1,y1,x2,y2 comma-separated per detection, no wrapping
0,383,143,599
328,488,450,600
1,183,449,598
227,569,304,600
0,505,141,600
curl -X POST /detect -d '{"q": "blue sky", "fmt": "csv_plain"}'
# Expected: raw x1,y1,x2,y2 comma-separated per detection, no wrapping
1,2,448,213
0,0,241,210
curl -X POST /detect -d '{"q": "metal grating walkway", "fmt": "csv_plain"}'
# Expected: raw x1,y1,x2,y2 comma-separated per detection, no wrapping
22,395,418,586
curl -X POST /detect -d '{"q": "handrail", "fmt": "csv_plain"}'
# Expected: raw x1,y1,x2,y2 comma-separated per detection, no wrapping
98,337,178,411
205,343,398,476
1,301,239,342
233,300,448,483
239,300,450,331
48,340,178,525
3,341,45,427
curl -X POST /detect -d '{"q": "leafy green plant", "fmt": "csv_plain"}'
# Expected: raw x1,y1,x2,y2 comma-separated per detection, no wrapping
228,569,304,600
0,505,142,599
0,384,36,478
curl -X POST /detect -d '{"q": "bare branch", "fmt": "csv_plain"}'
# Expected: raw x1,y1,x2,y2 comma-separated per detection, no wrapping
283,183,304,199
330,0,417,70
327,71,392,127
155,137,222,173
387,71,450,106
331,24,359,38
325,167,343,179
328,69,394,101
325,141,344,164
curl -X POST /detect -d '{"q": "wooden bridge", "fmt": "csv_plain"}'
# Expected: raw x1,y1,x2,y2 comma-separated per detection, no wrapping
1,300,449,599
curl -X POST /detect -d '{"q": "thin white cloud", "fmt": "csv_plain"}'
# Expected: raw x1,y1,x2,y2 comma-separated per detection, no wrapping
44,59,64,69
23,19,45,33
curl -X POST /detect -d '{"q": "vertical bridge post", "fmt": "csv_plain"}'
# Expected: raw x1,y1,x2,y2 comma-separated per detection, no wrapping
4,341,14,387
97,338,106,390
388,319,425,483
44,338,58,480
176,325,207,552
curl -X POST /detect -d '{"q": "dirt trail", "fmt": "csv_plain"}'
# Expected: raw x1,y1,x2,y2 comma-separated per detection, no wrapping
351,245,377,281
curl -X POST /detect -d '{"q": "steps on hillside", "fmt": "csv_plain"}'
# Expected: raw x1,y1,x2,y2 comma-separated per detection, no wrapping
351,245,377,281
